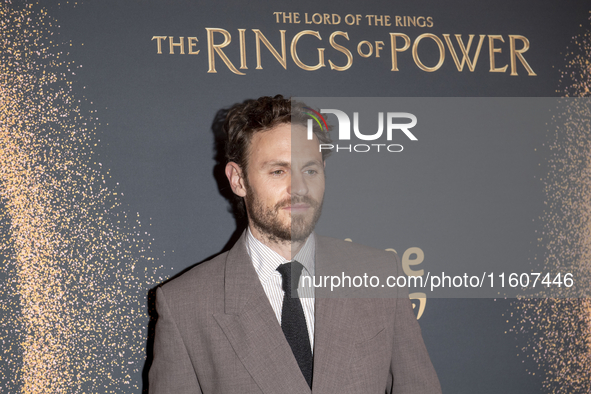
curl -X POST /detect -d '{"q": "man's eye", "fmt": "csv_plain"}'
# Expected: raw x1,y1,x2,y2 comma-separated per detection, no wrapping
305,169,318,175
271,170,284,175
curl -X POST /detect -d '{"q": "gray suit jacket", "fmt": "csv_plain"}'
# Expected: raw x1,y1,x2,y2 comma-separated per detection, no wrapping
149,233,442,394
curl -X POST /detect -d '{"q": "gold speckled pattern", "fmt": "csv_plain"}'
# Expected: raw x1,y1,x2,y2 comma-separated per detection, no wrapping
512,14,591,393
0,2,167,392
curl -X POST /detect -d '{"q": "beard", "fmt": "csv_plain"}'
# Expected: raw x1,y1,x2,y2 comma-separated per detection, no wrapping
245,185,323,243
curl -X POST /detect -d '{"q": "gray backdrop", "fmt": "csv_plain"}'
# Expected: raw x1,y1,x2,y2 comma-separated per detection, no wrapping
1,1,590,393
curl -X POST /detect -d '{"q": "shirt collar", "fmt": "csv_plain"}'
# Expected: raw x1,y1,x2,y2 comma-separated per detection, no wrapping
245,227,315,285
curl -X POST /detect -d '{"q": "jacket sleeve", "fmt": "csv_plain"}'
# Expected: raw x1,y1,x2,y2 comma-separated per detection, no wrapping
149,286,202,394
389,294,442,394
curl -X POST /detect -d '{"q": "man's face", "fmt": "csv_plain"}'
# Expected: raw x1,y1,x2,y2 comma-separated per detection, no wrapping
242,123,325,243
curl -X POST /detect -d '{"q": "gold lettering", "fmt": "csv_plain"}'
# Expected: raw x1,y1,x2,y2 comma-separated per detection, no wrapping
389,33,411,71
385,15,391,26
426,16,434,27
273,12,300,24
253,29,287,70
151,36,167,54
387,247,427,320
188,37,199,55
290,30,325,71
357,40,373,57
328,31,353,71
509,35,536,76
168,36,185,54
205,28,245,75
375,41,384,58
443,34,485,72
488,35,508,73
238,29,247,69
402,247,425,277
409,292,427,319
395,16,403,27
412,33,445,72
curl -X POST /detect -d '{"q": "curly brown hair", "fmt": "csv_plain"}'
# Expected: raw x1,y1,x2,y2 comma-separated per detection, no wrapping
223,95,331,176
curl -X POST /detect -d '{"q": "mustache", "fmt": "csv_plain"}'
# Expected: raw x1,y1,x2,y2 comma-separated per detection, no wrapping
274,196,320,211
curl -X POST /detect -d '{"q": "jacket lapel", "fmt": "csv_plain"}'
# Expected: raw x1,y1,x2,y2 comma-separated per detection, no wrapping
310,236,359,394
213,234,312,394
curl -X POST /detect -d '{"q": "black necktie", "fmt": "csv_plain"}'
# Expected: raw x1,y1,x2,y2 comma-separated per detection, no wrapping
277,261,313,388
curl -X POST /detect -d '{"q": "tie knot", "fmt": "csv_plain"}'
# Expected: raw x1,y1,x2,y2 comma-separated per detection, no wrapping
277,261,304,294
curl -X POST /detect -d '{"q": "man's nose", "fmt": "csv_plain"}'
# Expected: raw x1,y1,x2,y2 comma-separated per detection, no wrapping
288,171,308,196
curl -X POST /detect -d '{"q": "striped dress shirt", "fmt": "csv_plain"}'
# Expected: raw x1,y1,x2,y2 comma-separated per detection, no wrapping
245,228,315,351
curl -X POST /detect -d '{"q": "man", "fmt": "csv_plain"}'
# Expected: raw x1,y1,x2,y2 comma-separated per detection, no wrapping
149,95,441,393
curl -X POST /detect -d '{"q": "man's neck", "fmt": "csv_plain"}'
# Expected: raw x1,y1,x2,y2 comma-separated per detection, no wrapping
248,224,305,260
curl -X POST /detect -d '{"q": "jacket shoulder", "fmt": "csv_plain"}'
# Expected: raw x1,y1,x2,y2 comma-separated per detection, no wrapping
158,251,228,301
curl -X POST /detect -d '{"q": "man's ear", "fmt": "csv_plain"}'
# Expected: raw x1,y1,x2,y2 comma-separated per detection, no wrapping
225,162,247,197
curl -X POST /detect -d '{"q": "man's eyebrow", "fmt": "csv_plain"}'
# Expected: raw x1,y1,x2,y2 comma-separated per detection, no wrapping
302,160,323,167
261,160,290,168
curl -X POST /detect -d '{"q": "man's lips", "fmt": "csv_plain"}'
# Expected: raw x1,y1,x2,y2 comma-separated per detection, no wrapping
282,203,310,212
